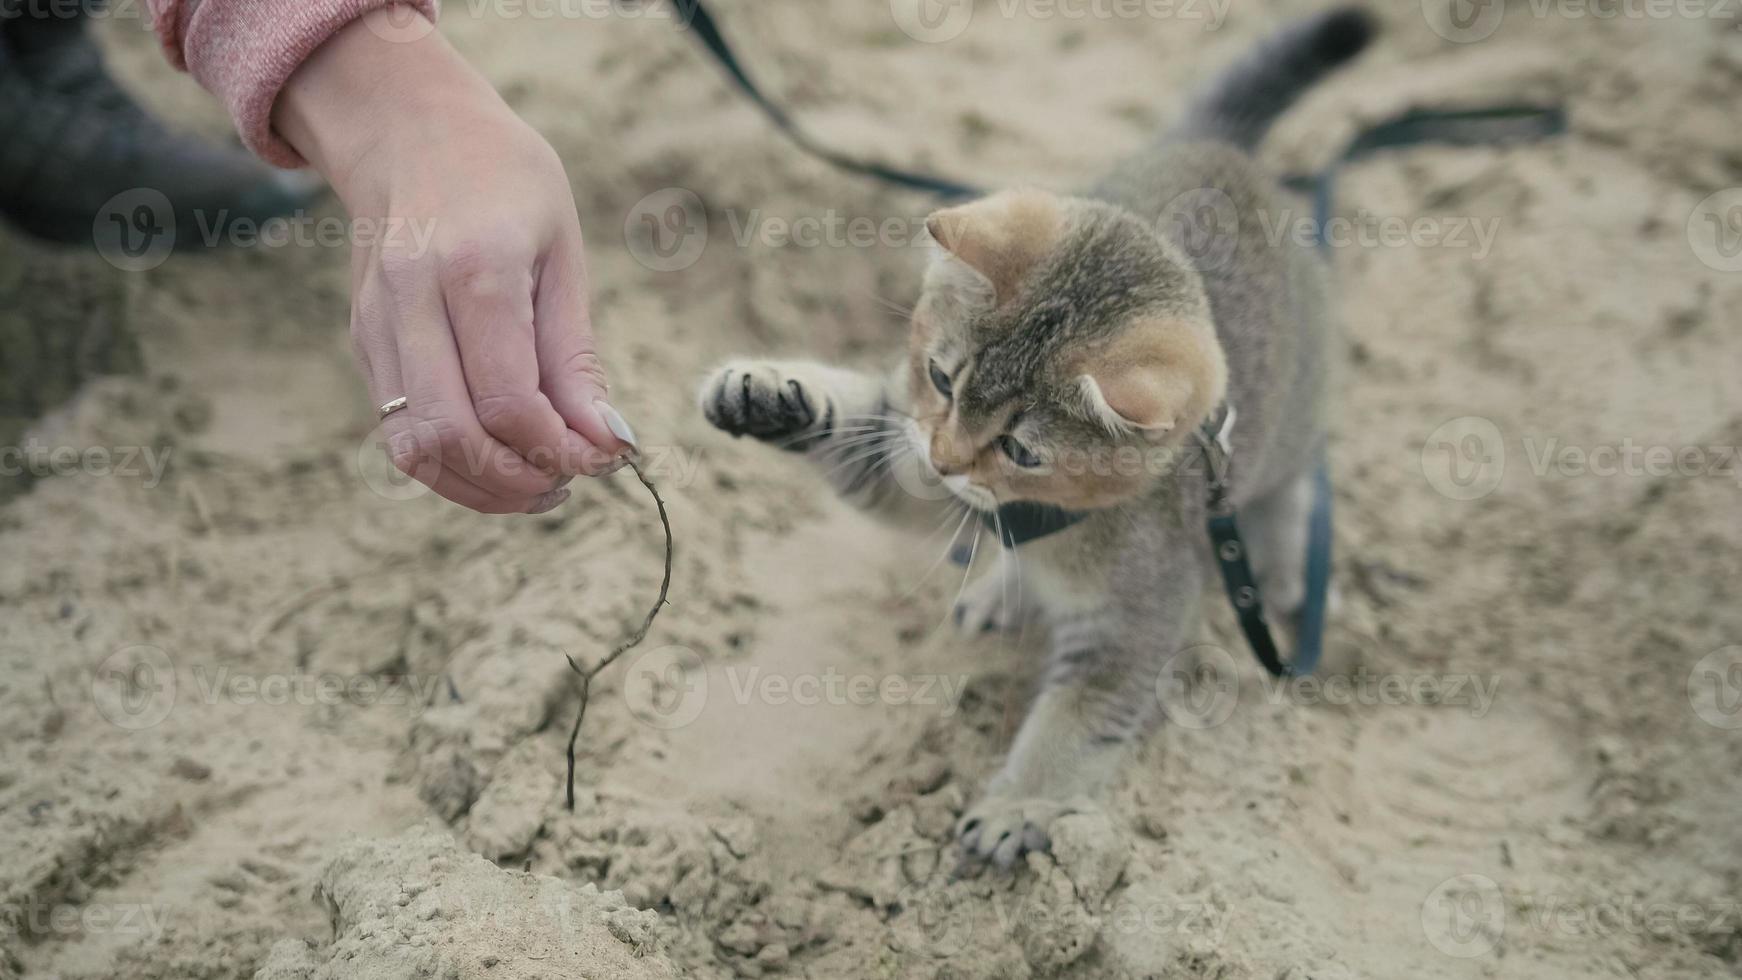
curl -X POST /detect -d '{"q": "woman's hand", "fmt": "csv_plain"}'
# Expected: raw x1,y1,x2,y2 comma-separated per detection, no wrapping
275,7,635,514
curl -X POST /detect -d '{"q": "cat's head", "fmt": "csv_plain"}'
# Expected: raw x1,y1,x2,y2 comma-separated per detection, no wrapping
907,188,1227,512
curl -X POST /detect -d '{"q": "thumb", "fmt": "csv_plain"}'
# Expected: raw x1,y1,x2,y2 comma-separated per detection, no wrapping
534,233,639,473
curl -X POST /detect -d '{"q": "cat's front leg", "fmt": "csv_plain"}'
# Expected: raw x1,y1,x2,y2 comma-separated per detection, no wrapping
700,359,942,525
958,564,1204,868
700,359,885,451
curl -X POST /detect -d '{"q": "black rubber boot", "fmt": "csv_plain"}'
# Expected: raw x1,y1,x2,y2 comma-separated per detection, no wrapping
0,6,324,250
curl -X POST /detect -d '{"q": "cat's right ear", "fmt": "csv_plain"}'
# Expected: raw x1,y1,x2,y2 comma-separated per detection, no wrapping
925,190,1066,305
1070,318,1227,441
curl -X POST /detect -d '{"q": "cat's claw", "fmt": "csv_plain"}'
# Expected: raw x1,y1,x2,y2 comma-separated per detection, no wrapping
956,794,1083,869
700,362,826,448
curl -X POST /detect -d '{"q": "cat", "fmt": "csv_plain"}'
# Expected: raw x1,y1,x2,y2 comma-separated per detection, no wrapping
699,7,1372,868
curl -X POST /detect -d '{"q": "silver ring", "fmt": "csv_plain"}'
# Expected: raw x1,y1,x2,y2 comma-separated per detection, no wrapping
377,396,409,419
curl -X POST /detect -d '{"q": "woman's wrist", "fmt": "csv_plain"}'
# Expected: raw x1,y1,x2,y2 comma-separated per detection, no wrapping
273,8,503,209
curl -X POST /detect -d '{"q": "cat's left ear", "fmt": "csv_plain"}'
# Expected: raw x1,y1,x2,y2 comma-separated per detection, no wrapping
1071,318,1227,440
925,189,1067,305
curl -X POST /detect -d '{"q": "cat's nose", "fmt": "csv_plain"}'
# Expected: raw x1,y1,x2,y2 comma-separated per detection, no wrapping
929,432,972,476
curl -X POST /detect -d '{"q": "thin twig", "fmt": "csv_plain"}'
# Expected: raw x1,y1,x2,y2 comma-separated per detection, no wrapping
565,459,675,811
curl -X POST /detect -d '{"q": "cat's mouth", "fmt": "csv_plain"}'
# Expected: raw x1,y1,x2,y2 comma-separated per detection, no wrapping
941,474,998,512
904,420,1000,512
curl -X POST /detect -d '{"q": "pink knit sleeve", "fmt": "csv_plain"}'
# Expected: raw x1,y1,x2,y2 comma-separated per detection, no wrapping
146,0,441,168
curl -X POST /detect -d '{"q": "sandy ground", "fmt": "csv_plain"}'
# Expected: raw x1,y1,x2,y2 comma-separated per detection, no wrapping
3,0,1742,977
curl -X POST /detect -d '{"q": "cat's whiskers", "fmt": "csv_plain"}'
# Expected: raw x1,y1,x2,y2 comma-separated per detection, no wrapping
812,429,905,457
817,436,906,484
859,290,916,322
989,491,1029,644
769,423,882,451
901,501,973,602
942,517,984,635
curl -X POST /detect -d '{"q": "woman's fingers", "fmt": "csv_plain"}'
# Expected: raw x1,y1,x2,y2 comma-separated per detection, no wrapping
352,271,555,513
439,244,600,477
374,253,567,504
534,229,637,473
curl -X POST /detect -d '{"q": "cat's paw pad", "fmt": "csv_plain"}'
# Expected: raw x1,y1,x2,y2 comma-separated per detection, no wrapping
952,572,1022,635
699,362,827,449
956,795,1083,869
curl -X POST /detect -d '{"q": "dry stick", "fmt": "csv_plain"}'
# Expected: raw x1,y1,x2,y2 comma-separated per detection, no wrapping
564,459,674,811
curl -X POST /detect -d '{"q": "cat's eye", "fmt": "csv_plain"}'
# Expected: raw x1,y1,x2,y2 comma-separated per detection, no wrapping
998,435,1042,469
928,360,953,398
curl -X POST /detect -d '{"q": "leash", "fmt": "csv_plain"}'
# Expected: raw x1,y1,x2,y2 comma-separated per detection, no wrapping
670,0,978,198
672,0,1564,676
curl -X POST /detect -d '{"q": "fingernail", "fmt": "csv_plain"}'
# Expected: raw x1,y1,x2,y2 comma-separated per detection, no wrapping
600,453,631,477
594,399,639,452
529,487,570,515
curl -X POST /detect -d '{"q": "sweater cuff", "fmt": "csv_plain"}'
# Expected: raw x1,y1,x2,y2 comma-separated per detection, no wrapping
178,0,442,168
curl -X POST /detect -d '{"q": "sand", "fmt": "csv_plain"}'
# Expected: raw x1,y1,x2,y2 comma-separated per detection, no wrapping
2,0,1740,977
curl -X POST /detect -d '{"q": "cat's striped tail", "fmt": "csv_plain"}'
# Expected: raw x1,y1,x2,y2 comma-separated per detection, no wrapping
1170,6,1377,152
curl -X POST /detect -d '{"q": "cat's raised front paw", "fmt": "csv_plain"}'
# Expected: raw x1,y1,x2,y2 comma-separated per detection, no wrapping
956,794,1086,869
699,361,827,449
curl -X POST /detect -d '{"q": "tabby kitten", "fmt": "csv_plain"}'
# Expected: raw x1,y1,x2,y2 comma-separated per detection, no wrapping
701,8,1372,867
